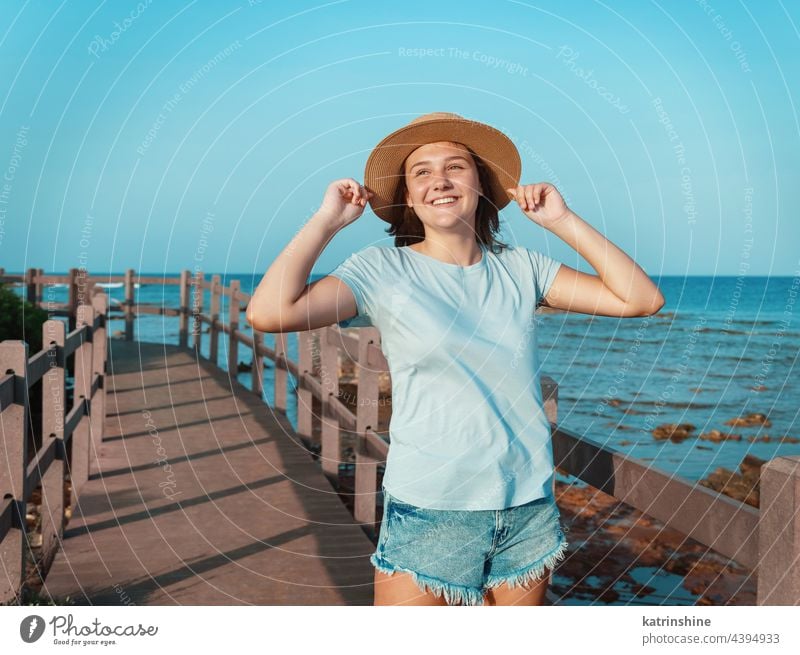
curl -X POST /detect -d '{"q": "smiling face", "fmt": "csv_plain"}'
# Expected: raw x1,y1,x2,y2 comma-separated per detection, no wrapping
403,141,483,230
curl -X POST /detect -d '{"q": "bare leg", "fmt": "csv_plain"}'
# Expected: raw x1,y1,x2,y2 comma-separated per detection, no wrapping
373,569,450,606
482,567,551,606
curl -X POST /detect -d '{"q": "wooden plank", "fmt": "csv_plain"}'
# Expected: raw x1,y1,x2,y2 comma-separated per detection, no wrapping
274,332,288,412
254,338,276,361
234,330,253,348
23,438,57,501
63,401,85,441
326,326,388,370
91,292,108,452
135,276,181,285
178,270,189,347
67,268,78,331
227,280,240,377
71,305,94,503
319,326,343,482
233,288,251,303
63,325,89,357
0,497,16,545
296,331,314,441
353,328,381,532
301,374,356,431
124,269,134,341
192,271,204,351
0,374,14,411
26,346,56,387
41,319,67,575
26,267,36,303
209,274,221,365
364,428,388,459
36,275,70,284
251,332,264,398
35,268,44,304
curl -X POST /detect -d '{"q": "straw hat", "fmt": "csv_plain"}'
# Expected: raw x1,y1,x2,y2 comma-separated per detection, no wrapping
363,112,521,223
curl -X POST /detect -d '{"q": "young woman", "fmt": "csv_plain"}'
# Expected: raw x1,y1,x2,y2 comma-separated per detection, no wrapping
246,112,665,606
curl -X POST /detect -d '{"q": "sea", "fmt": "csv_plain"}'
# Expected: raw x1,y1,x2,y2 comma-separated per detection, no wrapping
16,274,800,484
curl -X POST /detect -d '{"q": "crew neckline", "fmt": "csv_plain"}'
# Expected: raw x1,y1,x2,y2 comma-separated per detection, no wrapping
402,243,487,272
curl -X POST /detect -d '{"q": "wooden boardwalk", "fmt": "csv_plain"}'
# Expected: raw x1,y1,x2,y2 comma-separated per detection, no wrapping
42,340,376,605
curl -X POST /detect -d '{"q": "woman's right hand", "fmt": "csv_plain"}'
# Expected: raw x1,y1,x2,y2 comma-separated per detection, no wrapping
315,178,374,230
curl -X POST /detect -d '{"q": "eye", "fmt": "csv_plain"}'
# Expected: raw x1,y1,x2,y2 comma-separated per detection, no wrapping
414,164,463,176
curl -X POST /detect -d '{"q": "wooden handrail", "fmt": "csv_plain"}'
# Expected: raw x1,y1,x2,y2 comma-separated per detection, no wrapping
0,288,108,605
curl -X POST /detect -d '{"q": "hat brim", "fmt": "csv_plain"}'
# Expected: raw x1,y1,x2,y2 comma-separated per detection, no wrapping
363,117,521,223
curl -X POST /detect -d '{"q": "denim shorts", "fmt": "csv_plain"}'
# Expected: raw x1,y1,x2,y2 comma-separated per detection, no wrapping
370,486,569,606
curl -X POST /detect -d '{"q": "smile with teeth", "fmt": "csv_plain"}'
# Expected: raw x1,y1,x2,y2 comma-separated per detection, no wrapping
431,196,458,206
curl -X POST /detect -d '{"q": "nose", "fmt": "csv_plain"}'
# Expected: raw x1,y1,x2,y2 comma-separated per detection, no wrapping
432,174,454,191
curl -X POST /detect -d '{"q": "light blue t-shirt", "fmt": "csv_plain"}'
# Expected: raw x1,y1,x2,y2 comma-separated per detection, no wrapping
329,242,563,510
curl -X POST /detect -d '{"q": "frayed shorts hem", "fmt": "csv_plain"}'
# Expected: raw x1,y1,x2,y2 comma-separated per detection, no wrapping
483,534,569,590
370,552,487,606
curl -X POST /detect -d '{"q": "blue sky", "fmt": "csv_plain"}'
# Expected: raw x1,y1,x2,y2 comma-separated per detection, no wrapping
0,0,797,277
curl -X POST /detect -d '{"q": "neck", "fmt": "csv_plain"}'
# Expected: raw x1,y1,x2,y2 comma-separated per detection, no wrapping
411,233,483,266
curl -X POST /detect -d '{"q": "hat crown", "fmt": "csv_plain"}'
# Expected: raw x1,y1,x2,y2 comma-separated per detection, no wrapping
409,111,464,125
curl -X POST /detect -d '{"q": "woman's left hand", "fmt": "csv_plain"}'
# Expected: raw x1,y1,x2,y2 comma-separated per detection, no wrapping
505,183,571,229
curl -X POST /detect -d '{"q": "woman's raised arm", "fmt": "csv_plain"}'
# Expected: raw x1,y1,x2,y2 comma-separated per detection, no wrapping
245,179,373,333
507,182,665,318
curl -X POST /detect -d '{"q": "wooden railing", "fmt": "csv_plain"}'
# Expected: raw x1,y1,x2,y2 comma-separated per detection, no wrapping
2,267,798,605
0,283,108,605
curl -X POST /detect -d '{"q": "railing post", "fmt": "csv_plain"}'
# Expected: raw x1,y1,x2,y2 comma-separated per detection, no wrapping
178,269,190,348
25,267,36,304
227,280,240,377
124,269,134,341
67,268,78,331
296,330,314,441
40,320,66,576
192,270,204,352
354,327,380,534
320,327,341,482
275,332,288,412
91,291,108,449
541,374,559,587
757,455,800,605
209,274,221,365
71,304,95,505
0,340,29,605
541,374,558,425
35,268,44,305
251,332,264,399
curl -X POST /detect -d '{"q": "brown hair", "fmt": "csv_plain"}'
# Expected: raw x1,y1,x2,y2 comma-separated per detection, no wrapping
384,145,509,253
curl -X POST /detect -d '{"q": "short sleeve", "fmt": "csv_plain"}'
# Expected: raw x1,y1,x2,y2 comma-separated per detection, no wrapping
526,248,563,307
328,247,381,328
